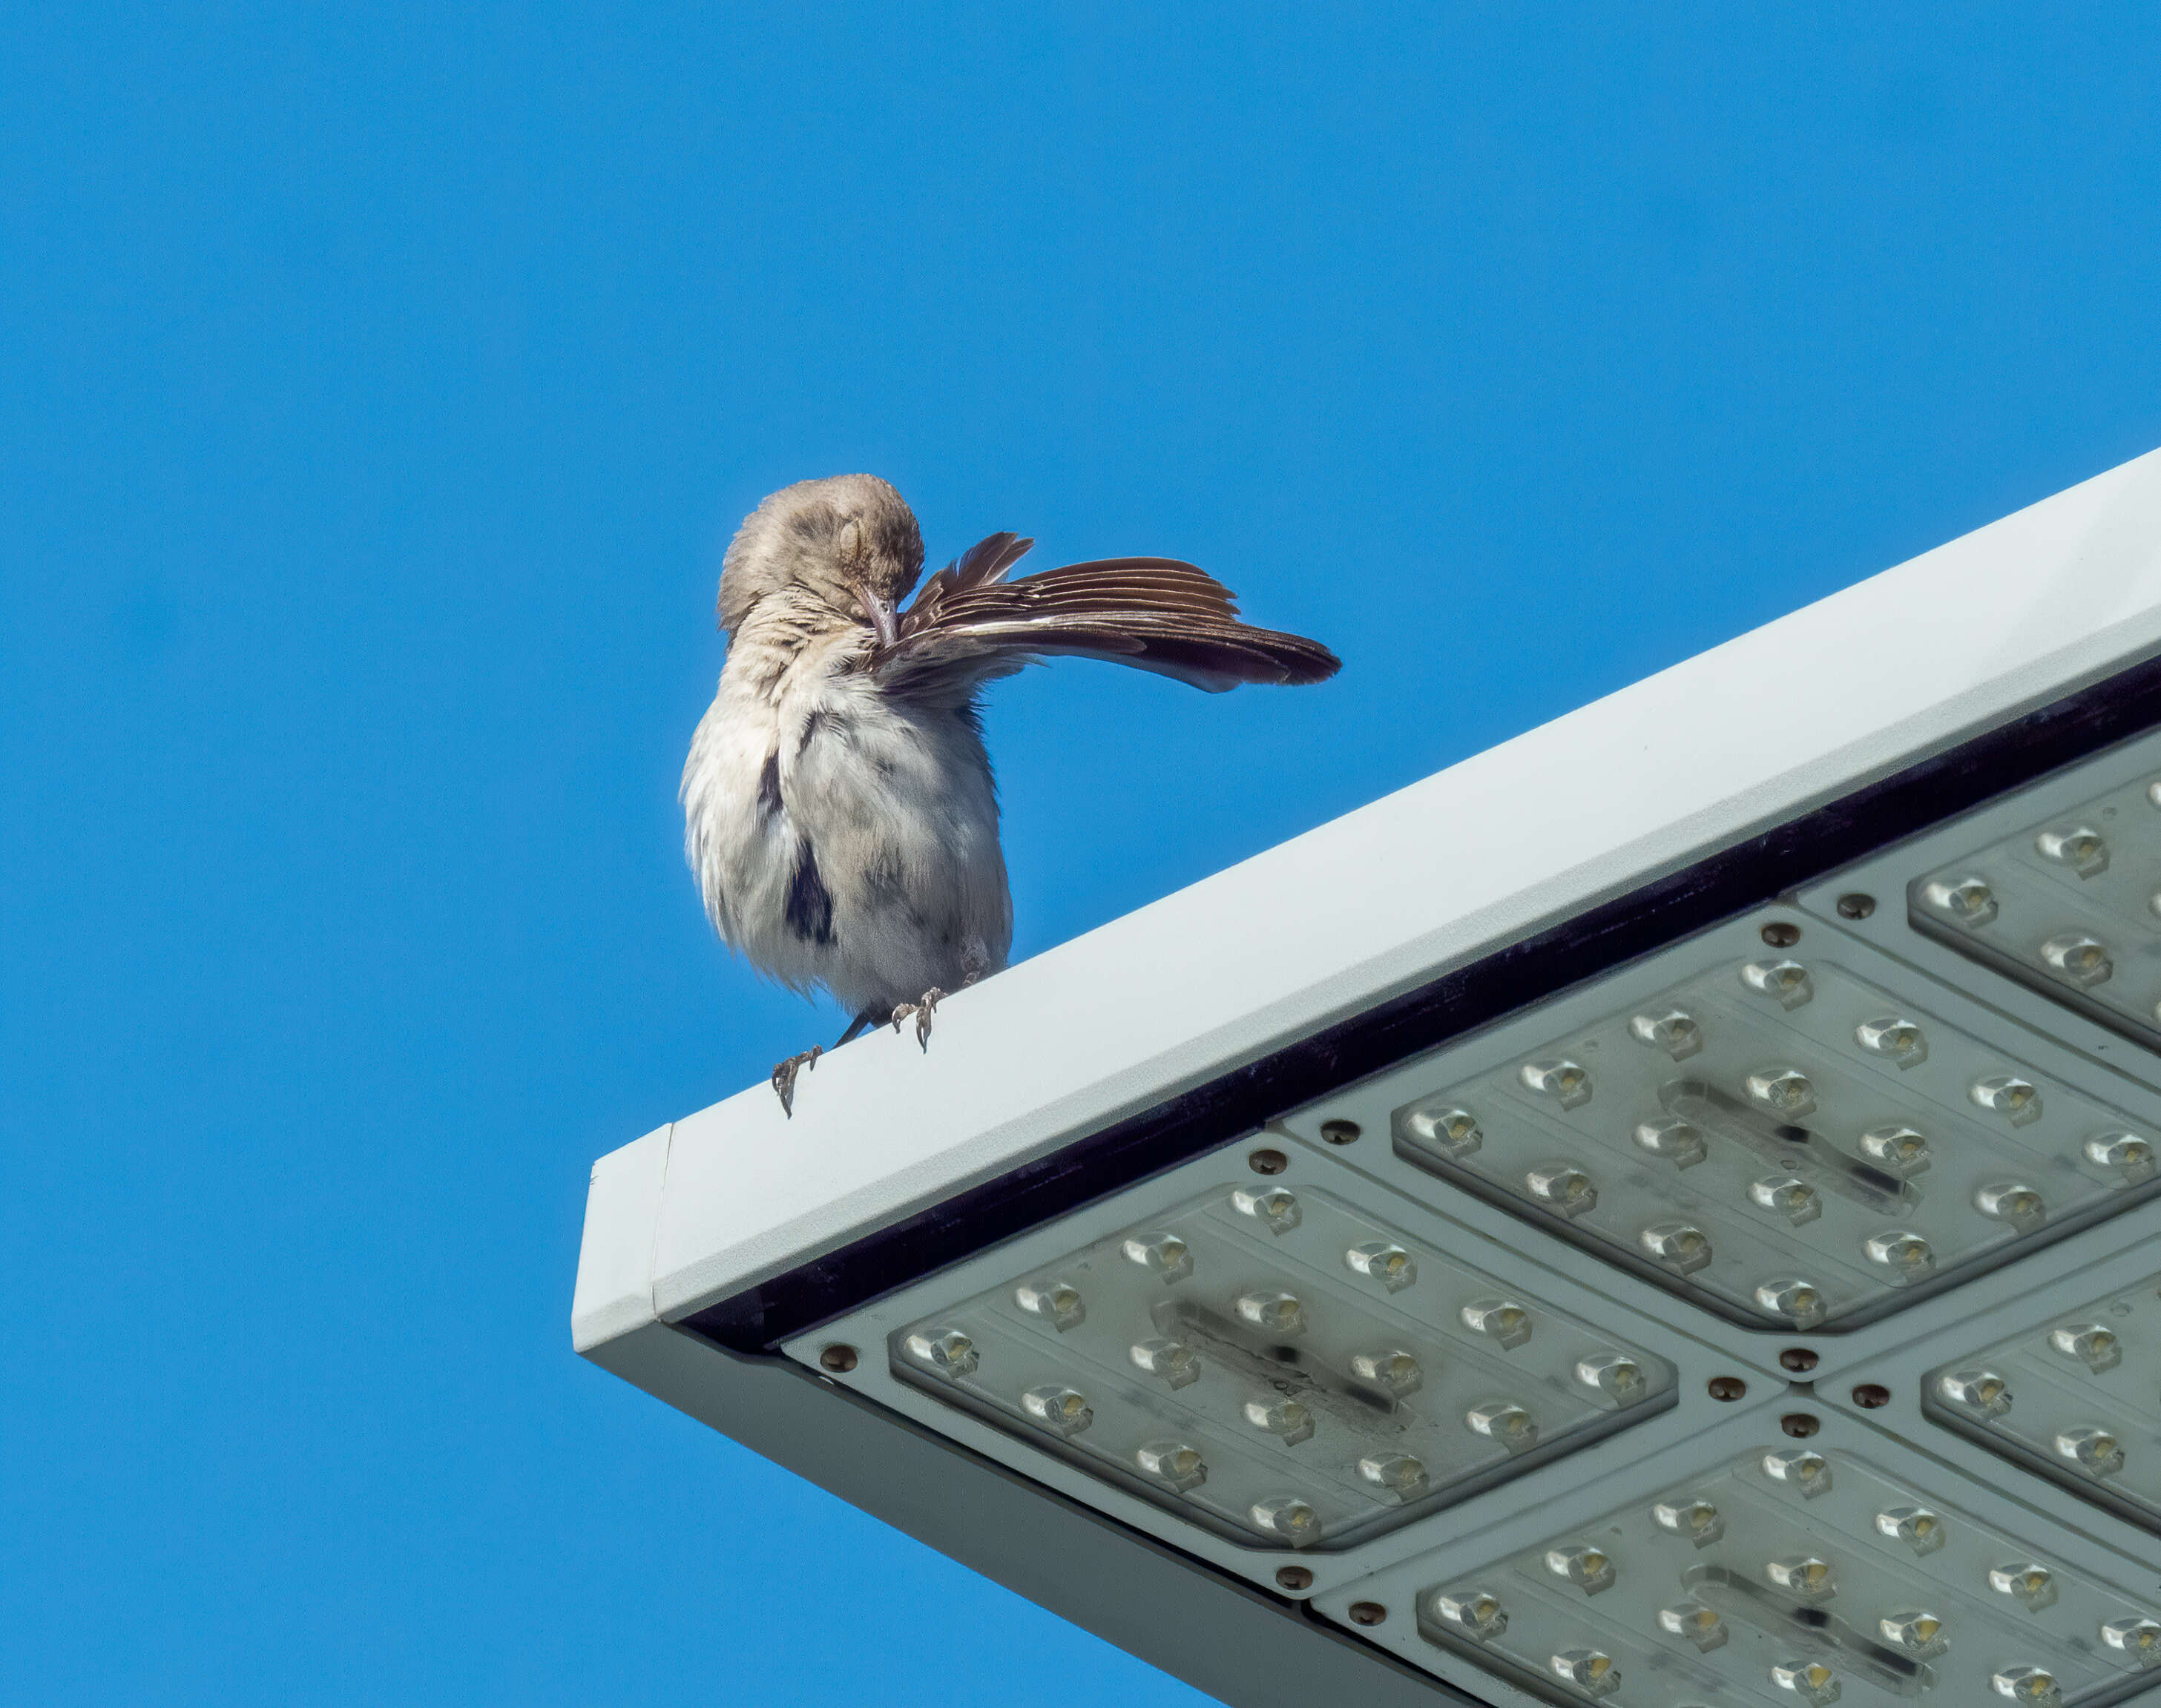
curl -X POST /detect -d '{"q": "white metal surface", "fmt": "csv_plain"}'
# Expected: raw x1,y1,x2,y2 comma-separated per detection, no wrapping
576,446,2161,1342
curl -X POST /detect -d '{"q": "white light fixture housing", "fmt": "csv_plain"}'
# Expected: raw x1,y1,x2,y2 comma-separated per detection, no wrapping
578,449,2161,1708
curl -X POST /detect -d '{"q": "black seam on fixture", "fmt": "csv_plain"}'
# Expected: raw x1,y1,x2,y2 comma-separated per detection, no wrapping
683,650,2161,1356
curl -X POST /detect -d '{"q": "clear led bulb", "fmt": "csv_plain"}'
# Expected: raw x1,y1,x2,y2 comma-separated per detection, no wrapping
1122,1233,1194,1282
1461,1298,1533,1349
1988,1563,2058,1611
2036,825,2109,875
1855,1015,1929,1067
1651,1497,1723,1546
2053,1426,2125,1478
2040,933,2113,988
1658,1601,1726,1651
1741,958,1815,1009
1525,1163,1597,1216
1860,1122,1933,1176
1343,1241,1416,1292
904,1328,978,1377
1865,1229,1935,1280
1519,1058,1592,1107
1228,1184,1301,1234
1013,1279,1086,1331
1880,1610,1947,1655
1631,1116,1707,1167
1765,1555,1835,1600
1466,1400,1538,1451
1549,1649,1620,1697
1398,1100,1482,1158
1762,1448,1832,1497
1357,1453,1429,1498
1573,1353,1646,1405
1240,1397,1313,1443
1639,1221,1713,1273
1770,1660,1841,1704
1348,1348,1423,1396
1234,1290,1306,1336
1744,1065,1817,1118
2050,1324,2121,1372
1971,1075,2043,1126
1427,1589,1506,1641
1248,1495,1320,1546
1749,1176,1822,1225
1134,1439,1207,1492
1938,1368,2013,1418
2084,1132,2156,1184
1755,1278,1827,1328
1129,1337,1201,1388
1020,1385,1093,1436
1975,1180,2047,1231
1630,1008,1704,1059
1922,874,1998,926
1875,1505,1947,1556
1992,1665,2063,1704
2101,1618,2161,1667
1543,1543,1615,1595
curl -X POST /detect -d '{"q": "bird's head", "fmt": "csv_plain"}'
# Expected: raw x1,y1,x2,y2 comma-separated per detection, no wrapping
716,474,925,643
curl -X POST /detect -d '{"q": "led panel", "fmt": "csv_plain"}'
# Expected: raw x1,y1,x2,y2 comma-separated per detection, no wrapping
1313,1411,2161,1708
1912,763,2161,1049
1801,725,2161,1060
1280,910,2161,1331
1924,1260,2161,1527
884,1180,1675,1552
782,1136,1729,1592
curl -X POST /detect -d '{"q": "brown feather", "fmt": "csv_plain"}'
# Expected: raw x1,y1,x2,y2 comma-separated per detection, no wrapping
872,537,1341,696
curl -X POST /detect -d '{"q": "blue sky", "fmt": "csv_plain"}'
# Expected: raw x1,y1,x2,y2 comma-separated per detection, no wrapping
4,7,2159,1705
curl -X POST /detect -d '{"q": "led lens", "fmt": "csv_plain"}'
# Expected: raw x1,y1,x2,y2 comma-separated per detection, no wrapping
1926,1267,2161,1525
886,1181,1671,1549
1407,1445,2157,1708
1905,764,2161,1041
1379,914,2159,1329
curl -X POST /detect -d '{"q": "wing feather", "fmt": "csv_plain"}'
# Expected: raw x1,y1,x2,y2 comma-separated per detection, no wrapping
874,537,1341,698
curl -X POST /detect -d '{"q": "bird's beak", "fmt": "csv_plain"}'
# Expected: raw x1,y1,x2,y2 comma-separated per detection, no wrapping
860,591,899,647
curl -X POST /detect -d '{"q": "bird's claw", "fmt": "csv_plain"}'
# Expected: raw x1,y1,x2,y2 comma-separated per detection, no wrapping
771,1045,822,1117
889,986,947,1050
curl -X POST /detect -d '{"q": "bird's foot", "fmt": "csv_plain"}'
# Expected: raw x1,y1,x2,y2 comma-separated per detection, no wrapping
889,987,947,1050
771,1045,822,1117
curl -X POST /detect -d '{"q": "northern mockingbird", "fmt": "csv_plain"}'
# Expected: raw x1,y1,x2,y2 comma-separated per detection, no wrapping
682,474,1340,1112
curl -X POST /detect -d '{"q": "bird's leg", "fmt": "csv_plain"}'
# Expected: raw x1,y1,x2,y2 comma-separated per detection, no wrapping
889,987,947,1050
770,1045,821,1117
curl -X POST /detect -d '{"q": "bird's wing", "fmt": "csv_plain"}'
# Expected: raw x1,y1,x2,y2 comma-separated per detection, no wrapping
872,532,1342,697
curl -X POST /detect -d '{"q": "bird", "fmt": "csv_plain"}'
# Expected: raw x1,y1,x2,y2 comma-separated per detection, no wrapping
681,473,1341,1114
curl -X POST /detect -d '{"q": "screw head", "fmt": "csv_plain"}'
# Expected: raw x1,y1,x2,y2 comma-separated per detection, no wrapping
1836,892,1878,919
1248,1147,1289,1176
1274,1566,1314,1592
1708,1375,1748,1401
819,1344,859,1374
1781,1411,1821,1438
1319,1118,1361,1145
1761,920,1803,947
1852,1383,1891,1409
1348,1601,1387,1626
1779,1348,1820,1374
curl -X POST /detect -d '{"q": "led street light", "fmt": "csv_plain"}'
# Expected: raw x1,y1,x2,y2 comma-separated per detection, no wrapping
577,448,2161,1708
